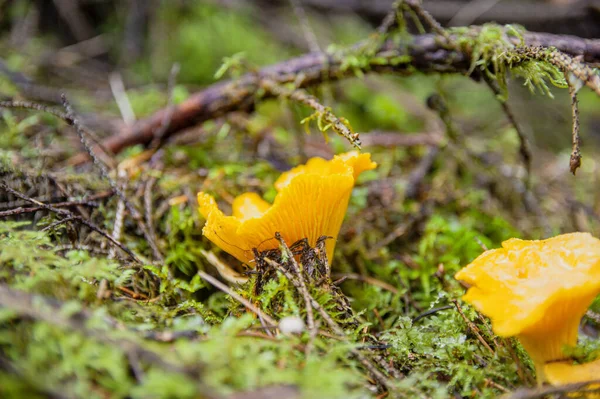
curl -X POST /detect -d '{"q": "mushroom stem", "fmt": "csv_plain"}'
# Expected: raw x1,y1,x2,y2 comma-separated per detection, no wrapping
544,358,600,385
518,294,596,384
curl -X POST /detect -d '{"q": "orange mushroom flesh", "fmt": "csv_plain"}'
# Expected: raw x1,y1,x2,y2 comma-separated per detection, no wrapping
454,233,600,383
198,151,376,267
544,358,600,385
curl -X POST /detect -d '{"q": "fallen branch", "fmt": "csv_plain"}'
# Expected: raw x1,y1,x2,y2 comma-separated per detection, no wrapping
87,30,600,157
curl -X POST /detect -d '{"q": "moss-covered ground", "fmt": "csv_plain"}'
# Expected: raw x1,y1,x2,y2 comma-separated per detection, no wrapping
1,2,600,398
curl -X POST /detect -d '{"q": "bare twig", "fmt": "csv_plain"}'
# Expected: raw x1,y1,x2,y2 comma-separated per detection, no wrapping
453,300,495,355
275,233,316,333
149,63,181,149
197,270,278,327
331,273,400,295
61,95,162,261
0,100,115,158
412,304,454,323
404,0,449,40
261,79,361,149
483,75,532,185
263,257,394,390
278,0,600,38
289,0,321,53
109,170,127,259
40,216,77,232
0,182,141,263
0,198,101,218
567,79,582,175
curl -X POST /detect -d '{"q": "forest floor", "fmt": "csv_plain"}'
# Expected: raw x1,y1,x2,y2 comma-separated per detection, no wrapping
1,1,600,398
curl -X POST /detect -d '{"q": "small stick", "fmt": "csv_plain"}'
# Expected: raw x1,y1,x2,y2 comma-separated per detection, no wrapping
0,99,115,158
143,175,164,262
198,271,277,327
264,257,393,390
109,169,127,259
289,0,321,53
0,182,141,263
483,75,532,186
567,79,581,175
331,273,399,295
453,300,495,355
61,95,162,260
412,305,454,323
275,232,316,333
109,72,136,125
260,79,361,149
0,199,99,218
41,216,77,232
485,378,510,393
150,63,180,149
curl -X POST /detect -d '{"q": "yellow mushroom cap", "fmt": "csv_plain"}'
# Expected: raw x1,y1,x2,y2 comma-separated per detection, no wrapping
198,151,377,266
455,233,600,380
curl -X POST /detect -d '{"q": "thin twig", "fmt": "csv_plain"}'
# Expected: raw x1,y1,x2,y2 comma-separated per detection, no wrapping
0,199,100,218
453,300,495,355
275,233,316,333
109,170,127,259
0,182,141,263
567,78,581,175
260,79,361,149
41,216,77,232
61,95,162,260
264,257,394,390
0,100,115,158
149,63,180,149
375,0,401,35
197,271,277,327
289,0,321,53
331,273,399,295
412,305,454,323
404,0,449,41
483,74,532,186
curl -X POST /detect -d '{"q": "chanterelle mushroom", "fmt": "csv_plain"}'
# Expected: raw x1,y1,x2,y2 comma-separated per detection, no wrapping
454,233,600,383
198,151,376,267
